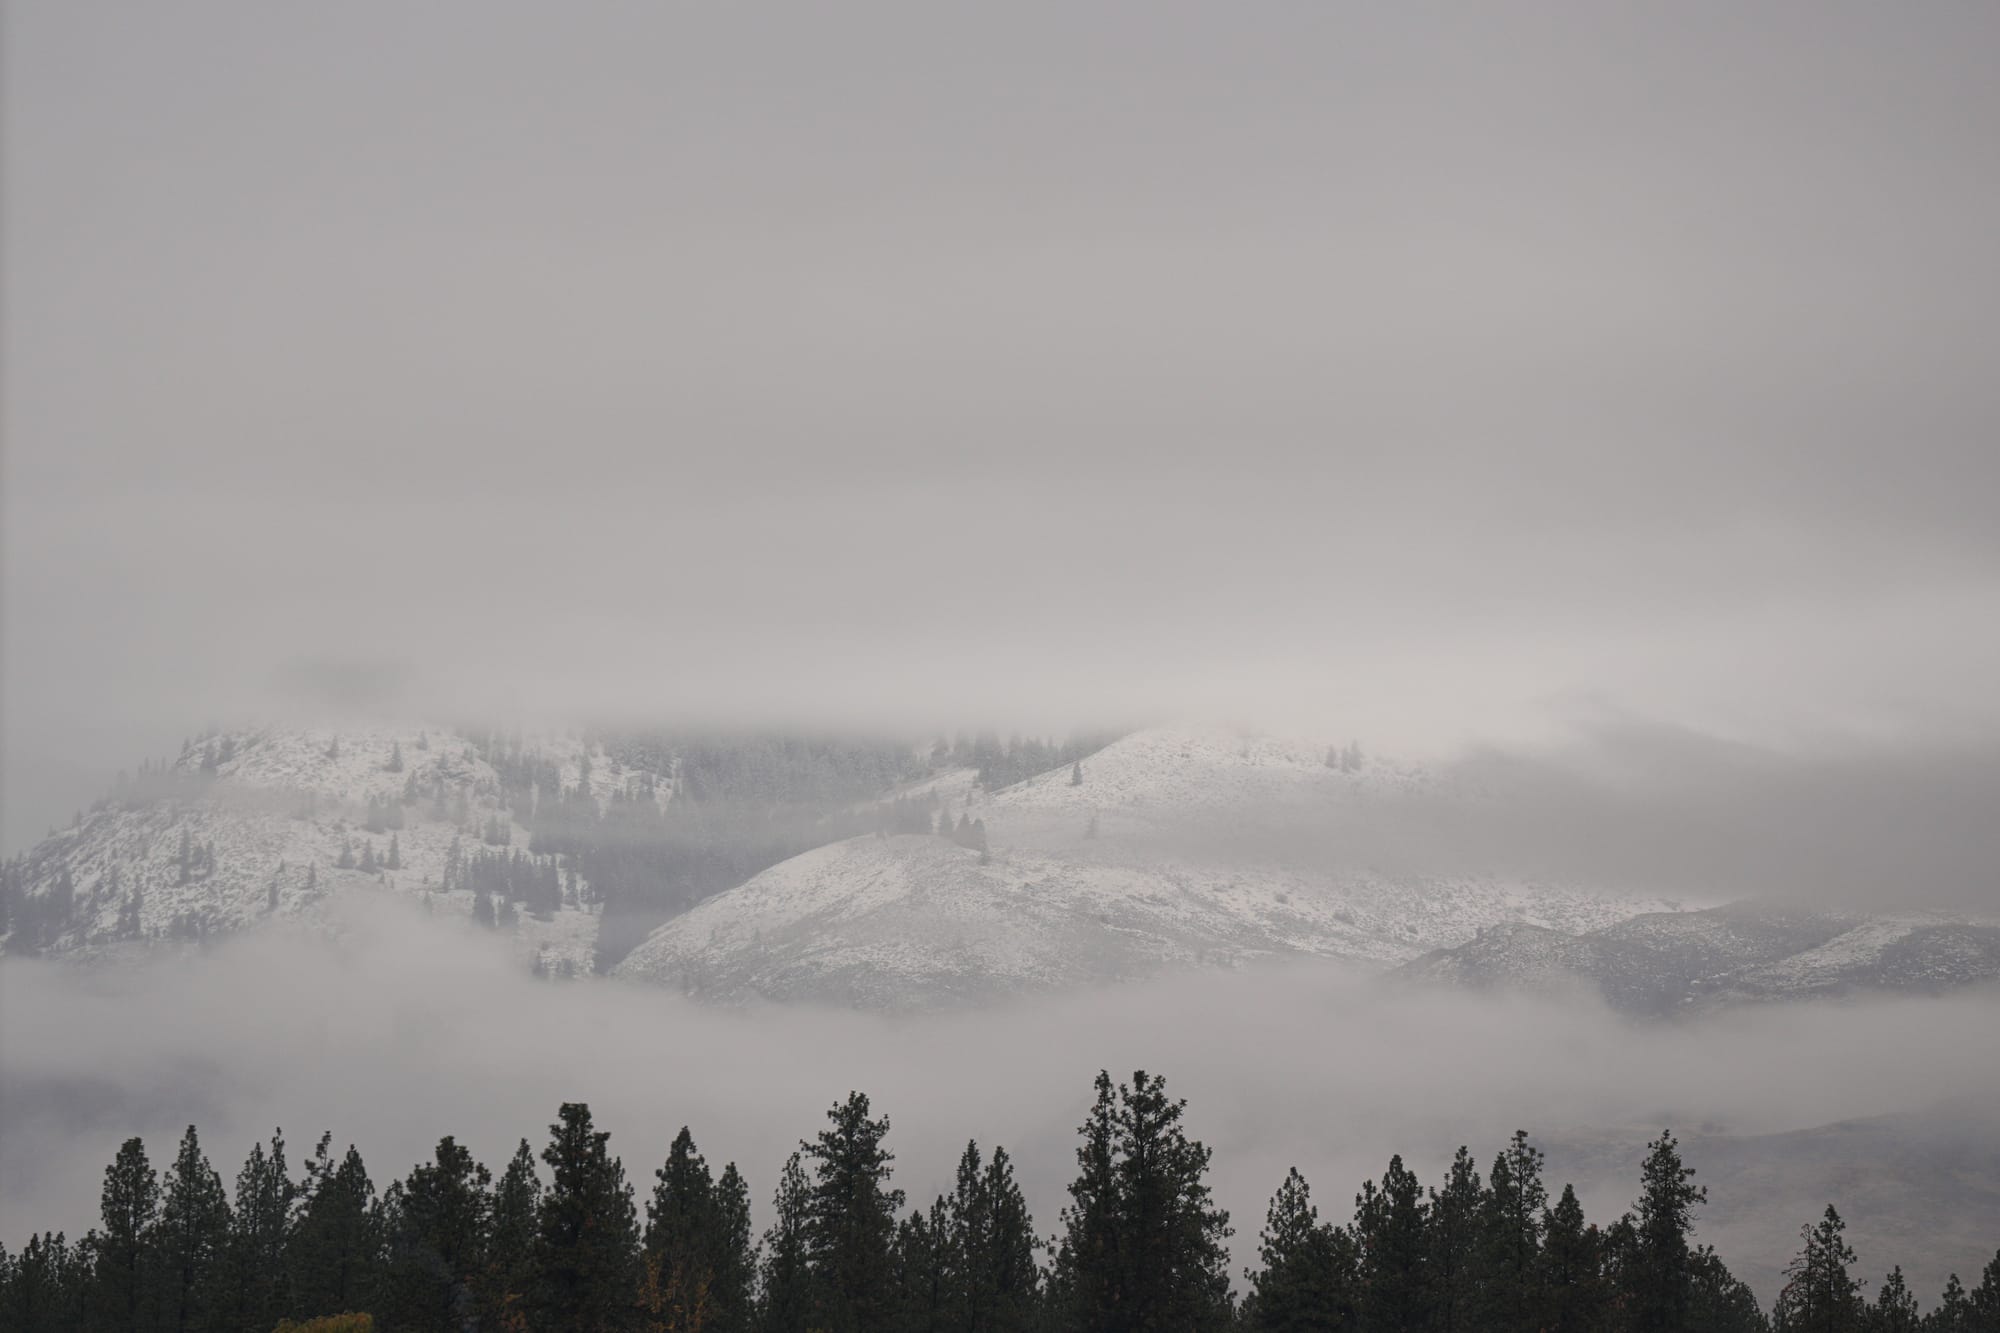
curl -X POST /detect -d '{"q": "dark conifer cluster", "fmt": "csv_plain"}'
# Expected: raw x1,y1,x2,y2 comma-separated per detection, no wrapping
929,732,1119,795
5,1071,1995,1331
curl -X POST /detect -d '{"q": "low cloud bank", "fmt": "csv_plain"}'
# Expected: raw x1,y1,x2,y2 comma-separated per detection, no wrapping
4,896,1997,1298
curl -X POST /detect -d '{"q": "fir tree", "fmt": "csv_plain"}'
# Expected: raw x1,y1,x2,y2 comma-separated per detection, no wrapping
220,1131,295,1333
1970,1249,2000,1326
890,1196,953,1333
642,1126,723,1333
381,1135,492,1333
1689,1245,1768,1333
154,1123,231,1333
2,1231,90,1332
288,1135,379,1320
1242,1167,1359,1332
530,1102,640,1332
1931,1273,1971,1330
1868,1266,1920,1332
480,1140,540,1329
945,1141,1041,1333
1355,1154,1429,1333
803,1091,905,1333
1772,1205,1864,1332
1051,1070,1233,1332
1477,1130,1548,1331
710,1162,758,1333
385,834,401,871
93,1136,160,1330
1537,1182,1607,1333
387,741,404,772
1428,1145,1483,1331
1624,1129,1708,1333
1071,761,1084,786
759,1152,819,1333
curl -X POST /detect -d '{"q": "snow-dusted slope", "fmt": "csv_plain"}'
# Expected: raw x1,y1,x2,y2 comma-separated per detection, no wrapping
1392,904,2000,1015
616,726,1684,1006
2,725,645,975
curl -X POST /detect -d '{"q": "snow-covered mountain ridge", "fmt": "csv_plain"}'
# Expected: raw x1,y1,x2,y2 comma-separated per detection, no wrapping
614,726,1689,1006
0,725,639,976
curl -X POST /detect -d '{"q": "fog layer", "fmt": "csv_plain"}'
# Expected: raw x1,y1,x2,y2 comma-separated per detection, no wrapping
4,897,1996,1297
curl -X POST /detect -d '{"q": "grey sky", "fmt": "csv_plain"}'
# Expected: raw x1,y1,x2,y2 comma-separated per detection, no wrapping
7,3,2000,847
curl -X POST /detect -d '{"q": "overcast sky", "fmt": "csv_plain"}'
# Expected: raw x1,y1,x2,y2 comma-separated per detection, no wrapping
6,3,2000,848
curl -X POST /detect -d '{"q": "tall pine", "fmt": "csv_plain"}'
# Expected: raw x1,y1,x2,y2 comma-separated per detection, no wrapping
1051,1070,1233,1332
803,1091,905,1333
154,1124,231,1332
93,1136,160,1331
1241,1167,1359,1332
531,1102,641,1332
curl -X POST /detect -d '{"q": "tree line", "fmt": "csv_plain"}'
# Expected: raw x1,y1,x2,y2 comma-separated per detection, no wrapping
4,1069,1995,1332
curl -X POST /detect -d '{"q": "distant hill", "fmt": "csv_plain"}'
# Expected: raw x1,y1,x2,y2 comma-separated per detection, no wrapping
1392,902,2000,1016
615,727,1683,1006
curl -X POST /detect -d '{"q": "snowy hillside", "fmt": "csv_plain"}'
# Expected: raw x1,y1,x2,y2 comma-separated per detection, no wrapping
616,726,1686,1006
1392,903,2000,1015
0,725,650,976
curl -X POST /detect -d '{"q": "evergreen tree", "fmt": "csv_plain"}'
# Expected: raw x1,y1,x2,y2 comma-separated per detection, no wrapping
1773,1206,1864,1332
643,1126,752,1333
2,1231,90,1332
220,1131,295,1333
890,1195,953,1333
1969,1249,2000,1327
758,1152,819,1333
1355,1154,1429,1332
93,1136,160,1330
381,1136,491,1332
1428,1145,1483,1331
385,834,401,871
531,1102,641,1332
480,1139,540,1329
1690,1245,1769,1333
1929,1273,1971,1331
1051,1070,1233,1332
1537,1183,1607,1333
944,1141,1041,1333
288,1135,380,1320
1476,1130,1548,1331
1242,1167,1359,1332
1868,1266,1920,1332
1623,1130,1708,1333
154,1123,231,1333
803,1091,905,1333
1071,761,1084,786
388,741,404,772
710,1162,758,1333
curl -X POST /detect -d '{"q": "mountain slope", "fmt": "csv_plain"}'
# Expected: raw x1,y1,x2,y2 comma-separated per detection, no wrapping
1,725,630,975
1393,903,2000,1015
617,726,1684,1006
